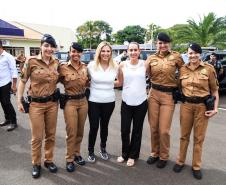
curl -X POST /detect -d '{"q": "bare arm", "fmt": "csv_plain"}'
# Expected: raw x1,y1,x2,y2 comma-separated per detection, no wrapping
17,80,26,113
114,63,124,87
11,78,17,94
145,59,150,77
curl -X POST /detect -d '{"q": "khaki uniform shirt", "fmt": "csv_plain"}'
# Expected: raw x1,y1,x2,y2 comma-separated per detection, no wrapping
59,61,88,95
20,54,59,97
180,61,219,97
146,51,184,87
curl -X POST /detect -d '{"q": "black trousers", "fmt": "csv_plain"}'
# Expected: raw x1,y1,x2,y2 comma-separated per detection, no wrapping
121,100,147,159
88,101,115,154
0,82,16,123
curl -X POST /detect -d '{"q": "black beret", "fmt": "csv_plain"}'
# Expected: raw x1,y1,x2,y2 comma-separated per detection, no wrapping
157,32,171,42
70,42,83,52
0,40,2,47
188,43,202,54
41,34,57,48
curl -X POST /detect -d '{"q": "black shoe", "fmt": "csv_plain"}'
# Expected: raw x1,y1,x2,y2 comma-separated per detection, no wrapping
32,165,41,178
87,153,96,163
99,148,109,160
74,156,86,166
66,162,75,172
147,156,159,165
7,123,17,131
192,169,202,180
44,162,58,173
0,120,10,127
173,164,184,173
156,160,167,168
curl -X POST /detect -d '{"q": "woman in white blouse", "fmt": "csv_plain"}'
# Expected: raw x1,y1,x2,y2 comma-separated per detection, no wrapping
116,42,148,167
87,41,118,163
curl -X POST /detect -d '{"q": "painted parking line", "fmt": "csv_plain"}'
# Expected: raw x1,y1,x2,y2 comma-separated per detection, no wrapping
218,107,226,111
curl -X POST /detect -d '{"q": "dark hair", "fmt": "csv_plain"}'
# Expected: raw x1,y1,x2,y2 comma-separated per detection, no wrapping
0,40,3,48
211,52,217,57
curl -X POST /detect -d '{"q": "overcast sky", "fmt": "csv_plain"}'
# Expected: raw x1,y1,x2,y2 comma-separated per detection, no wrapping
1,0,226,32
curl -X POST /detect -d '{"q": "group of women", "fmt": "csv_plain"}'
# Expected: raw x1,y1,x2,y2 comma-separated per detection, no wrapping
16,32,219,180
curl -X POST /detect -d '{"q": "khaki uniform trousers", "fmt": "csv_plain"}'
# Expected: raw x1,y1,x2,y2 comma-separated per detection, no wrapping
148,89,175,160
29,101,58,165
176,102,208,170
64,98,88,162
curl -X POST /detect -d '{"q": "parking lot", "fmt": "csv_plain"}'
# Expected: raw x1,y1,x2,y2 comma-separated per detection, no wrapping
0,90,226,185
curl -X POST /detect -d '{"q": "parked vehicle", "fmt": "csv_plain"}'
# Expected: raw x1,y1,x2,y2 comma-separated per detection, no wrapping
54,51,69,63
219,59,226,91
201,51,226,91
80,50,95,65
139,50,156,60
201,50,226,61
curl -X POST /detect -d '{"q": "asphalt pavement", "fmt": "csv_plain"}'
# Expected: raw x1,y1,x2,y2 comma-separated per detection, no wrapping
0,90,226,185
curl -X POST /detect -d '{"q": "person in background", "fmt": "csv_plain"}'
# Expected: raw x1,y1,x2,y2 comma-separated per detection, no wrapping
173,43,219,180
17,34,59,178
59,42,88,172
181,52,189,64
114,50,128,64
0,40,18,131
208,52,224,81
87,41,118,163
16,52,26,72
146,32,184,168
116,42,148,167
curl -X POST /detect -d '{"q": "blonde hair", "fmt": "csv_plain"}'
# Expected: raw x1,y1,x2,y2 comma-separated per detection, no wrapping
94,41,117,69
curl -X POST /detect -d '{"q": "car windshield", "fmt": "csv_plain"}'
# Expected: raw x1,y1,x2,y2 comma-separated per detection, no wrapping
81,53,91,62
60,53,68,60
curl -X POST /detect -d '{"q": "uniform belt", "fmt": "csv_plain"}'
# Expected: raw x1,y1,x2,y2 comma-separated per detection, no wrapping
184,96,207,104
29,89,60,103
65,93,85,100
151,83,176,92
30,95,55,103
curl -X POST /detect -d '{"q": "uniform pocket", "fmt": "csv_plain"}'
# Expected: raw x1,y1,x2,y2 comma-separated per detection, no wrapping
166,61,176,66
65,73,76,81
198,75,208,80
180,75,189,80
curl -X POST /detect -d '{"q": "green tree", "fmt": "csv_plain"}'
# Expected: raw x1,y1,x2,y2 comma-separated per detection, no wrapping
145,23,161,43
175,12,226,49
76,20,113,49
114,25,146,44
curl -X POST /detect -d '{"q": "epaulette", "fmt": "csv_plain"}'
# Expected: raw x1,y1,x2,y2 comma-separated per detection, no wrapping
171,51,181,56
204,62,215,70
60,61,68,65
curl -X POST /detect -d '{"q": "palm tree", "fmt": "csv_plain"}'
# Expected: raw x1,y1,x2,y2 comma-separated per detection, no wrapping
175,12,226,49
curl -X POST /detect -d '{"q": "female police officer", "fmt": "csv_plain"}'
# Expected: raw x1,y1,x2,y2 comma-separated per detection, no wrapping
17,34,59,178
146,32,184,168
173,43,219,180
59,42,88,172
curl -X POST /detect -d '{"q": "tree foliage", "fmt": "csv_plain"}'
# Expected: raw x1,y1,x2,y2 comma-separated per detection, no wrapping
114,25,146,44
174,12,226,49
76,20,113,49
